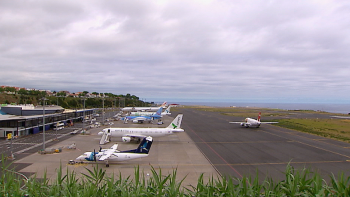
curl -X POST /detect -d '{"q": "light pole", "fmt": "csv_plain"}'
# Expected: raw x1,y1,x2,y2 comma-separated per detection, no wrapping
82,97,86,133
9,130,14,159
102,95,105,125
42,97,48,150
114,98,117,114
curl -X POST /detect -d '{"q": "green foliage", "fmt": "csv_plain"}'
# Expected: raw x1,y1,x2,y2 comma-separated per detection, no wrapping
1,92,148,109
4,157,350,196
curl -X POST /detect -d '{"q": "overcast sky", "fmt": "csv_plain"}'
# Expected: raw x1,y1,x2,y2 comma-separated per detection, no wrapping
1,0,350,104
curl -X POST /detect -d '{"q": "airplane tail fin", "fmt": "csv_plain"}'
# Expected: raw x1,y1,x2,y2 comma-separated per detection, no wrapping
121,136,153,154
164,105,172,114
167,114,183,129
160,101,167,108
257,112,261,122
155,107,163,116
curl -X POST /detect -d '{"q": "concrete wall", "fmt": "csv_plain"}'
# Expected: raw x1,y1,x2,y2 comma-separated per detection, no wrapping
1,106,22,116
1,106,63,116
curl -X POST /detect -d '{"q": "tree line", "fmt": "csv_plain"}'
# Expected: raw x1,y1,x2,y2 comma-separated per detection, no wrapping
0,86,150,109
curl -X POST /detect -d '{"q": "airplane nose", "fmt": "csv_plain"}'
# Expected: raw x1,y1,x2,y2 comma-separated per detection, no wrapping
98,131,104,136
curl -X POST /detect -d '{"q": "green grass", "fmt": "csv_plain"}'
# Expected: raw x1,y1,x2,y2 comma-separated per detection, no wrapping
190,106,345,117
273,119,350,143
2,154,350,196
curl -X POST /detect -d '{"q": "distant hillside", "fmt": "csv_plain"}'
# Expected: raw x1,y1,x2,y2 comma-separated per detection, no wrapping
0,93,25,105
0,93,145,109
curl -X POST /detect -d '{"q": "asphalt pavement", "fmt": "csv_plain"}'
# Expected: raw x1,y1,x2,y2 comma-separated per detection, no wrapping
6,112,218,187
3,107,350,185
178,107,350,182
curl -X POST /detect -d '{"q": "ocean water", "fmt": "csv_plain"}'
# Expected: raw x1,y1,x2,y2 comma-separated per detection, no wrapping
173,102,350,114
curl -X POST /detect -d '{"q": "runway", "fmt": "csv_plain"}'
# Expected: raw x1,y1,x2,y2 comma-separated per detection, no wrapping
178,108,350,181
7,107,350,185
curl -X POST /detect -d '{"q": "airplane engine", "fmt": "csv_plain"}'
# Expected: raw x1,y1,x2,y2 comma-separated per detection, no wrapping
122,137,131,142
240,123,245,127
132,120,139,123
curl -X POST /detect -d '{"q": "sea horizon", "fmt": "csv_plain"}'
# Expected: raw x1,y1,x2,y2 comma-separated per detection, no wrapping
165,101,350,114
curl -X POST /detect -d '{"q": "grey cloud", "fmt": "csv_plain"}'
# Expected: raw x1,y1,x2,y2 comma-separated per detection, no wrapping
1,0,350,103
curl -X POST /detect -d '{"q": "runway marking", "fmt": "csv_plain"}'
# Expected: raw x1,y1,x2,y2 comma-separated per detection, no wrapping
78,160,346,167
313,139,328,141
263,129,350,159
12,143,38,145
183,122,243,178
192,140,294,144
225,160,345,166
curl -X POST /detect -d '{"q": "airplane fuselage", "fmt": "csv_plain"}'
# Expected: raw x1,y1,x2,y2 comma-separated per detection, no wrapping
76,152,149,162
229,112,278,128
130,112,168,116
98,128,184,138
122,107,164,112
242,118,261,127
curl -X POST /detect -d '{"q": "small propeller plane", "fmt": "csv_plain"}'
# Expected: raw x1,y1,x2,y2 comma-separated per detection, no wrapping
75,136,153,167
229,112,278,128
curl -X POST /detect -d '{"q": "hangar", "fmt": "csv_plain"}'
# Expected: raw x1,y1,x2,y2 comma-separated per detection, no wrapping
0,105,94,138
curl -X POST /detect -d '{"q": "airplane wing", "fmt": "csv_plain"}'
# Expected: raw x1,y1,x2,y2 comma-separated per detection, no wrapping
229,122,243,124
130,117,150,121
125,134,147,138
99,144,119,161
260,122,279,124
99,149,115,161
110,144,118,150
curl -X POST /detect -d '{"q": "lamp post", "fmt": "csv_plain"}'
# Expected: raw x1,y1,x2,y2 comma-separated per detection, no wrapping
102,95,105,125
82,97,86,133
114,98,117,114
42,97,48,150
9,130,14,159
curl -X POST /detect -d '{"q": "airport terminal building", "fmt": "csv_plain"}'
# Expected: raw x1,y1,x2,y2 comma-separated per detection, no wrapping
0,104,94,138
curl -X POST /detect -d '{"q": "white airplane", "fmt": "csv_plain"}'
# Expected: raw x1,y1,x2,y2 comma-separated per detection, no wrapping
121,101,167,112
75,136,153,167
122,106,164,124
130,105,172,116
98,114,184,144
229,112,278,128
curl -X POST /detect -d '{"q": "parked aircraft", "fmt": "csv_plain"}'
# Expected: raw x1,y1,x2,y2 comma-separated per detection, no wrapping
229,112,278,128
130,105,172,116
121,101,167,112
98,114,184,144
75,136,153,167
122,107,163,123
